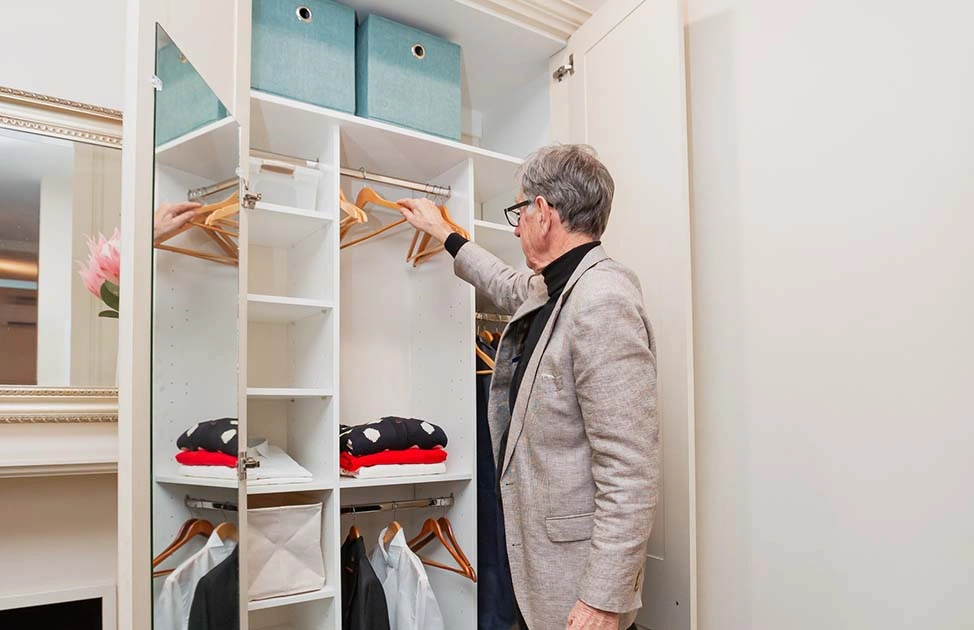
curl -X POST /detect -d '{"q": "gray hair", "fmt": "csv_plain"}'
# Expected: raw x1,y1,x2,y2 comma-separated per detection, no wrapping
516,144,615,238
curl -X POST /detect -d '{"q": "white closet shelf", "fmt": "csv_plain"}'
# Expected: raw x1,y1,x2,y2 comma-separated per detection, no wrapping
155,116,238,182
474,219,522,265
247,388,334,400
248,202,333,249
251,91,522,204
155,472,238,489
248,585,336,611
474,219,516,234
340,471,473,489
248,294,333,324
247,478,335,495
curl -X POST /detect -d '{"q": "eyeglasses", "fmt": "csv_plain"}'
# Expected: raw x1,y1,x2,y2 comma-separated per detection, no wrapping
503,200,531,227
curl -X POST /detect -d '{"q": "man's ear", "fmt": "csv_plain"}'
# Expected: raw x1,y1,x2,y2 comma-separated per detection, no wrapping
536,196,554,231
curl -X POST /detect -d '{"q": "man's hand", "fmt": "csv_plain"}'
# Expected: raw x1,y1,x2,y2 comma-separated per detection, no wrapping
396,197,454,243
566,600,620,629
154,201,201,242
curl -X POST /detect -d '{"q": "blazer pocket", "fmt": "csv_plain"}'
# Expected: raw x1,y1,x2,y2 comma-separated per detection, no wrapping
544,512,595,543
539,373,564,391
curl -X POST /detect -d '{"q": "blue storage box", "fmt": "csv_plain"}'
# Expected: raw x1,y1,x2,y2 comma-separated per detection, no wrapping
356,15,461,140
252,0,356,113
155,44,228,146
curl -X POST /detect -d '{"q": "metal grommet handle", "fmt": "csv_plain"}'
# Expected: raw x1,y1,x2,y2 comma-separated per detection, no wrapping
296,5,312,22
412,43,426,59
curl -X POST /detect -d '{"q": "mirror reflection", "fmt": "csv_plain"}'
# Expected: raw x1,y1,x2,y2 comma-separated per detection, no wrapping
151,24,241,630
0,127,121,386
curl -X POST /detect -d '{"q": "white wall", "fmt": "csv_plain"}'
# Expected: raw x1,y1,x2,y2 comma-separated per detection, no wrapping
37,173,74,385
0,475,118,594
0,0,126,109
687,1,974,628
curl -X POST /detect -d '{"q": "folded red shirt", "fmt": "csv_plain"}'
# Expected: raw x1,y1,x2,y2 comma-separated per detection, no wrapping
176,450,238,468
340,448,447,472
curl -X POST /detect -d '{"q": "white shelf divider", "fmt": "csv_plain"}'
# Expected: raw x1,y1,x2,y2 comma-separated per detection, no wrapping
247,479,336,495
248,201,333,249
247,388,334,400
247,294,333,324
339,471,473,490
251,91,522,203
248,585,337,611
155,116,238,182
155,472,238,489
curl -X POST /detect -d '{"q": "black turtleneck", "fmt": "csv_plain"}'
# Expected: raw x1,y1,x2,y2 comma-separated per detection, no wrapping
507,240,600,412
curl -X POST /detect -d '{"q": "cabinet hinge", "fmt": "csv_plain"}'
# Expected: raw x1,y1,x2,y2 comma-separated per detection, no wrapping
552,54,574,82
242,192,262,209
151,75,163,91
238,452,260,480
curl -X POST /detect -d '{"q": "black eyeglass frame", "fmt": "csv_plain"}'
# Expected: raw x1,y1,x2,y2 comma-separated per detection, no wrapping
503,200,531,227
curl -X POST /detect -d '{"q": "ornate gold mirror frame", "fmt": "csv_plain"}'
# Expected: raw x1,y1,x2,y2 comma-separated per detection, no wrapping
0,86,121,432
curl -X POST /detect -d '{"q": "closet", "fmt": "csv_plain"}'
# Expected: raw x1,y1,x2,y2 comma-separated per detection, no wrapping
122,1,694,629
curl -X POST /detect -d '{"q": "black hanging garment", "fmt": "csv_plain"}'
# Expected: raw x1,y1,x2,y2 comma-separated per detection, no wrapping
475,339,517,630
188,545,239,630
177,417,239,456
341,534,391,630
339,417,448,456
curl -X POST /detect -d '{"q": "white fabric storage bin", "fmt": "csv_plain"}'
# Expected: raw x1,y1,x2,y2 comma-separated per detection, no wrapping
249,157,321,210
247,499,325,600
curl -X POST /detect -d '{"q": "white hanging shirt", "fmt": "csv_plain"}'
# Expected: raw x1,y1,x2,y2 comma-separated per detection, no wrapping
370,527,445,630
155,531,236,630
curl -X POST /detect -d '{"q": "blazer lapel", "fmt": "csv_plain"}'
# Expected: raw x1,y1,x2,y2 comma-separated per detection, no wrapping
499,246,609,478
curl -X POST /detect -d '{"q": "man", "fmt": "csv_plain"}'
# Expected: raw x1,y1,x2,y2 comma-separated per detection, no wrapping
398,144,659,630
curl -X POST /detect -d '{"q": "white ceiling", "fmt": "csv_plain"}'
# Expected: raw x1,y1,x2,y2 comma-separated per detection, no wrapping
571,0,607,13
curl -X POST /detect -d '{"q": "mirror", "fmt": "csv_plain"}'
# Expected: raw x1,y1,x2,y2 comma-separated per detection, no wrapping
151,25,240,629
0,119,121,386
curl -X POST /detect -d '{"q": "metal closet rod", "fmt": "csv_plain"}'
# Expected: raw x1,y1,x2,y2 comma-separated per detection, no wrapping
251,146,451,197
476,312,512,323
340,494,454,515
187,177,238,201
185,495,238,512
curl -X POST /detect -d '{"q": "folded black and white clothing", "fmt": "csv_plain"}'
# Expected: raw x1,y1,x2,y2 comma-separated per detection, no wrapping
339,417,448,456
177,417,239,456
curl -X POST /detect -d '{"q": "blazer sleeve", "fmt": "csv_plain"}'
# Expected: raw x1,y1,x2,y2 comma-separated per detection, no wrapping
453,241,544,315
570,277,660,614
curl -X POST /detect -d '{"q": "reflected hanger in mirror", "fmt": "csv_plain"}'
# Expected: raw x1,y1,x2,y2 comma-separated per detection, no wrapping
154,192,239,266
152,518,214,578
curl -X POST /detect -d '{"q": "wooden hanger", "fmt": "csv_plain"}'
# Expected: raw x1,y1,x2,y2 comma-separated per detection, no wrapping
408,205,470,266
475,344,495,373
407,517,477,582
214,521,238,542
152,518,214,578
339,190,368,240
383,521,403,546
340,187,410,250
347,525,362,541
154,192,239,266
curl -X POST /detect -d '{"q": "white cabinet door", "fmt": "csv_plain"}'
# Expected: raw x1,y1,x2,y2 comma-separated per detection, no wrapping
549,1,694,628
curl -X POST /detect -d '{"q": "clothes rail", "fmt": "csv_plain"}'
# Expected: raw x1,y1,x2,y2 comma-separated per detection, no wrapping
185,495,239,512
251,147,320,169
187,177,238,201
249,147,451,198
476,312,512,323
340,494,454,515
340,166,451,199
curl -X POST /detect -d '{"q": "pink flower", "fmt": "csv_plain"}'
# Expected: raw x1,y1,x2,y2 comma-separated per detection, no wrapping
77,228,120,300
78,255,105,298
86,230,120,286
